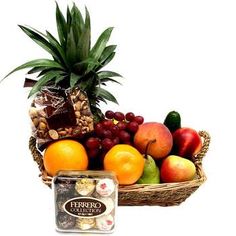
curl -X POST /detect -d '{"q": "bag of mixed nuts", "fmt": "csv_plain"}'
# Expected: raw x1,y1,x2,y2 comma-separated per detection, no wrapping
29,86,94,150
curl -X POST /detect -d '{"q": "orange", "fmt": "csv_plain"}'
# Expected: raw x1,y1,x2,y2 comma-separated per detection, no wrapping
104,144,145,185
43,140,88,176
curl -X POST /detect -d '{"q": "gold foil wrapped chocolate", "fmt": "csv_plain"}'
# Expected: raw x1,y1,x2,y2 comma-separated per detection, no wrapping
76,218,95,230
75,178,95,196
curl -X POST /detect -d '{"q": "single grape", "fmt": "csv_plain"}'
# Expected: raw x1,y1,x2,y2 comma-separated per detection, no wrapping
125,112,135,121
119,130,131,142
95,124,104,137
105,110,114,119
114,112,125,121
134,116,144,124
95,128,104,138
102,138,114,150
102,130,113,139
110,125,119,136
95,123,103,129
85,137,100,149
127,121,139,133
117,121,127,130
87,148,100,158
102,119,114,129
112,137,120,145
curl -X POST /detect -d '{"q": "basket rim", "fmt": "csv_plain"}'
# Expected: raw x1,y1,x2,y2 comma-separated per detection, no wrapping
119,175,206,192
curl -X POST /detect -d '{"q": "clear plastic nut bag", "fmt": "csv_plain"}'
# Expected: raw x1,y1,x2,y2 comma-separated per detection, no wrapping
29,86,94,150
53,171,118,233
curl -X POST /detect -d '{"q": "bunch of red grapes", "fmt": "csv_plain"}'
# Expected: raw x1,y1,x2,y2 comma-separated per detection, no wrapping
83,111,144,169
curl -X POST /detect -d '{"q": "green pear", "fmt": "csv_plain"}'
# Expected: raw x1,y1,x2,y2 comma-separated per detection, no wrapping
137,155,160,184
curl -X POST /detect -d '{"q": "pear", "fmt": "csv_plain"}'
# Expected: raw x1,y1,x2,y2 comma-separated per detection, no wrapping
137,155,160,184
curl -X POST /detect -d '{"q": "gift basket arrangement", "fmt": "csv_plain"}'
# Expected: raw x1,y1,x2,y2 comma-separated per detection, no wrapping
3,1,210,233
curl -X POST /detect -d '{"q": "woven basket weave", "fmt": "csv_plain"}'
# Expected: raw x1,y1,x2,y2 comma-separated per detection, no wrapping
29,130,210,206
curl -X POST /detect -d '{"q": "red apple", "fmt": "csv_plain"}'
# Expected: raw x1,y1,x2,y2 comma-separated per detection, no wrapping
172,127,202,159
161,155,196,183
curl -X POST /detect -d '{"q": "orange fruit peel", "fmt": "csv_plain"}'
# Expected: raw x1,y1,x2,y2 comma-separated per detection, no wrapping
43,139,88,176
104,144,145,185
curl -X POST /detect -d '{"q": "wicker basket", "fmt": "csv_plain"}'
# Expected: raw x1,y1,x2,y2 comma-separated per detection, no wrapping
29,130,210,206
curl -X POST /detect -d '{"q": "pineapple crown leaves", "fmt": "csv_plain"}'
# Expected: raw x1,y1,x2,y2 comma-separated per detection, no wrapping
2,2,122,106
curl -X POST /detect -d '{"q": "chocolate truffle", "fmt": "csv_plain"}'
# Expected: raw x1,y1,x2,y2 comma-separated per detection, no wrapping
75,178,95,196
96,178,115,197
96,214,114,231
56,195,75,213
57,212,76,229
76,218,96,230
56,195,67,212
99,197,114,215
55,178,74,195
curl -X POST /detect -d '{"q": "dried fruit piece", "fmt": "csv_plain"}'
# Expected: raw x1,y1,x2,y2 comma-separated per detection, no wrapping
49,129,59,140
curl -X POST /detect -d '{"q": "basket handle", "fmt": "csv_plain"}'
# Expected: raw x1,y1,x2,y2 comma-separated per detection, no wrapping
29,136,44,171
29,137,53,187
193,131,211,164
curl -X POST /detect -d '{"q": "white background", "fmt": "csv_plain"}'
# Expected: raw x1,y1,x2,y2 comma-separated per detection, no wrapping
0,0,235,235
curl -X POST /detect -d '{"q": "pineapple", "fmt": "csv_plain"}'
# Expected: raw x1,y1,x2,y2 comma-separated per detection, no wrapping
4,2,122,121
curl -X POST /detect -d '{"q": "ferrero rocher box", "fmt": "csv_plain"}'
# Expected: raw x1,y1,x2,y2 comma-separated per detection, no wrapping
53,170,118,233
